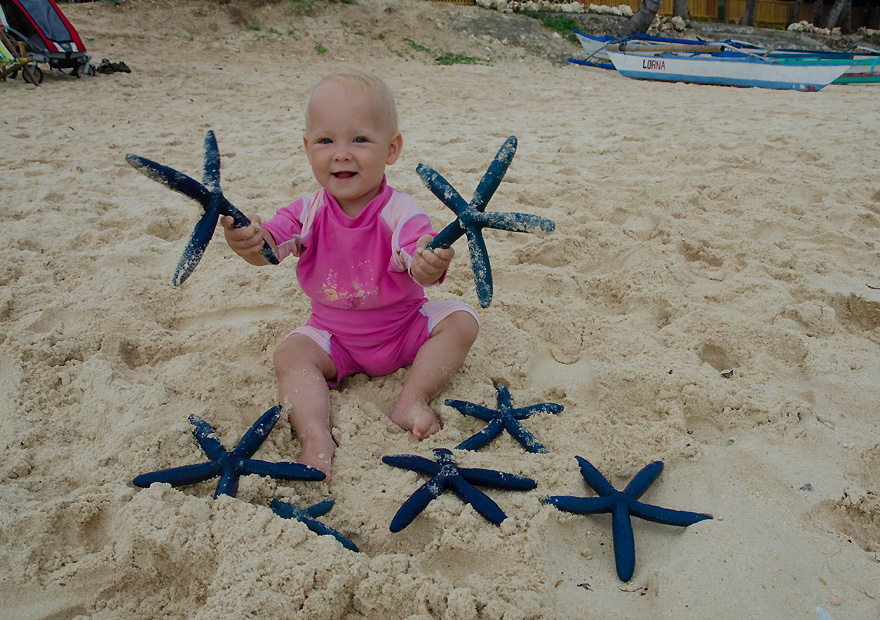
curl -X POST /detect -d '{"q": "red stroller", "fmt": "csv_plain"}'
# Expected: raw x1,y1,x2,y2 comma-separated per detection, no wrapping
0,0,93,83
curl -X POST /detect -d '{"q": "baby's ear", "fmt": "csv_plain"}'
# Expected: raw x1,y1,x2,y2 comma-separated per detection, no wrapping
302,135,312,164
386,132,403,165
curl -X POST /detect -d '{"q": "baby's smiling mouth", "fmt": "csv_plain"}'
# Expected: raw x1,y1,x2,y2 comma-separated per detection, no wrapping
333,171,356,179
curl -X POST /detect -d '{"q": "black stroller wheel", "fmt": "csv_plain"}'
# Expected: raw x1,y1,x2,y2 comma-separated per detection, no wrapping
22,65,43,84
75,63,95,78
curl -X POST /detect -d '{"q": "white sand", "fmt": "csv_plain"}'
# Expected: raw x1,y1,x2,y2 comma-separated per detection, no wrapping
2,1,879,618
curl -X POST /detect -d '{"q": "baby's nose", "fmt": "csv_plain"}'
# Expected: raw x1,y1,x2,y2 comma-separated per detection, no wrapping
333,145,352,160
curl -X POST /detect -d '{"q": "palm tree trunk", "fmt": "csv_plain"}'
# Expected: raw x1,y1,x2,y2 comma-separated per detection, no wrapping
823,0,851,30
616,0,663,38
811,0,824,26
673,0,692,20
738,0,757,25
840,0,851,33
787,0,804,26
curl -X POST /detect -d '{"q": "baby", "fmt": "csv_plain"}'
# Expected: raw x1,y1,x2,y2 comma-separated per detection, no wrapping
221,70,480,479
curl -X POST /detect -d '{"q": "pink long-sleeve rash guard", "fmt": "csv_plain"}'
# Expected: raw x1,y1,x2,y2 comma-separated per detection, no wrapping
261,178,445,345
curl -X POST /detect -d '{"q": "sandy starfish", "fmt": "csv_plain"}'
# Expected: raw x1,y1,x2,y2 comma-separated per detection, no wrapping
270,498,359,552
447,383,563,453
133,405,325,499
383,447,537,531
125,130,278,286
416,136,556,307
542,457,711,581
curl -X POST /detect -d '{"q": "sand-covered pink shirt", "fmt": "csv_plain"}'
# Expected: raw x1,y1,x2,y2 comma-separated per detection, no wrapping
261,178,443,347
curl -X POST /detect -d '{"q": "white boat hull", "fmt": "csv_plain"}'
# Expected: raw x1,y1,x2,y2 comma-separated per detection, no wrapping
606,50,853,91
574,31,612,61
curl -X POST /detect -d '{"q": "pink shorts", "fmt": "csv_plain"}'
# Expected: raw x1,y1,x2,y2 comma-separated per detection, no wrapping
290,300,479,387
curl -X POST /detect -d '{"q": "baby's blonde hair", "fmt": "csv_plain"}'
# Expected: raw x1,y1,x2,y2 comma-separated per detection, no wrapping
305,70,399,135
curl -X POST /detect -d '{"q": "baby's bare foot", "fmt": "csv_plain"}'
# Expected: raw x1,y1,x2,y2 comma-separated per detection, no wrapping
389,398,440,439
298,430,336,482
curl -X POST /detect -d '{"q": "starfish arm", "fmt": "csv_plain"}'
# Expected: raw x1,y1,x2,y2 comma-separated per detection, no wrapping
575,456,619,497
457,467,538,491
133,460,221,488
416,164,469,216
622,461,665,499
428,220,467,251
214,471,240,498
503,418,548,454
237,458,327,481
465,227,494,308
449,476,508,525
474,211,557,235
269,499,307,520
540,495,616,514
188,415,228,461
202,130,221,191
233,406,282,458
511,403,565,419
389,477,448,532
173,206,221,286
270,499,358,551
382,454,442,476
304,498,336,518
444,400,500,422
611,501,637,582
125,154,212,205
471,136,517,212
302,518,360,552
213,197,279,266
494,383,513,409
629,501,712,527
454,420,504,451
216,197,251,226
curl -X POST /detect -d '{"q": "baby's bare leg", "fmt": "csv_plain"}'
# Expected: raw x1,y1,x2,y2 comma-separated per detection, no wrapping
274,334,338,480
390,311,479,439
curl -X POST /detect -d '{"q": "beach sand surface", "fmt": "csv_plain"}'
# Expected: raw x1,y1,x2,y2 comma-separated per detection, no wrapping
2,1,879,618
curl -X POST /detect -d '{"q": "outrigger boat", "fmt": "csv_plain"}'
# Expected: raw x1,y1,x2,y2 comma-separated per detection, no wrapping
604,42,854,91
572,29,880,85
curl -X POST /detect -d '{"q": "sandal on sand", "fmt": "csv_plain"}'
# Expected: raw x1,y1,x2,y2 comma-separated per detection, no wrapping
98,59,132,74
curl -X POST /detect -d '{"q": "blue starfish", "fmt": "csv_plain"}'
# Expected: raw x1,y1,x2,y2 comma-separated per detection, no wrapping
382,447,537,531
448,383,563,453
541,458,711,581
125,130,279,286
417,136,556,307
133,405,325,499
270,498,359,552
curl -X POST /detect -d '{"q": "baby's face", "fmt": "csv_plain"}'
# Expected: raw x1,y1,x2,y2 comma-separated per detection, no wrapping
304,82,401,217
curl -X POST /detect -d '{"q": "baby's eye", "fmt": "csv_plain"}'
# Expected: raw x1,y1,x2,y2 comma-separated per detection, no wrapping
317,138,332,145
353,136,368,143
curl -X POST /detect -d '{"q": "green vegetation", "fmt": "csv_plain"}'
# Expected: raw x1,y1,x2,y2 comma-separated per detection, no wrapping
284,0,320,17
314,42,328,54
402,37,432,54
248,19,262,31
340,20,365,36
402,37,484,65
435,52,482,65
522,12,580,44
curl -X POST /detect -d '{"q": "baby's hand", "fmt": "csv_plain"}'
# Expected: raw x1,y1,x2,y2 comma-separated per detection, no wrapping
411,234,454,286
220,215,274,264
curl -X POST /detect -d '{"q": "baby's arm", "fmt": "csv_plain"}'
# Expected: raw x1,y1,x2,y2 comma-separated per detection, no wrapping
220,215,278,266
411,235,454,286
